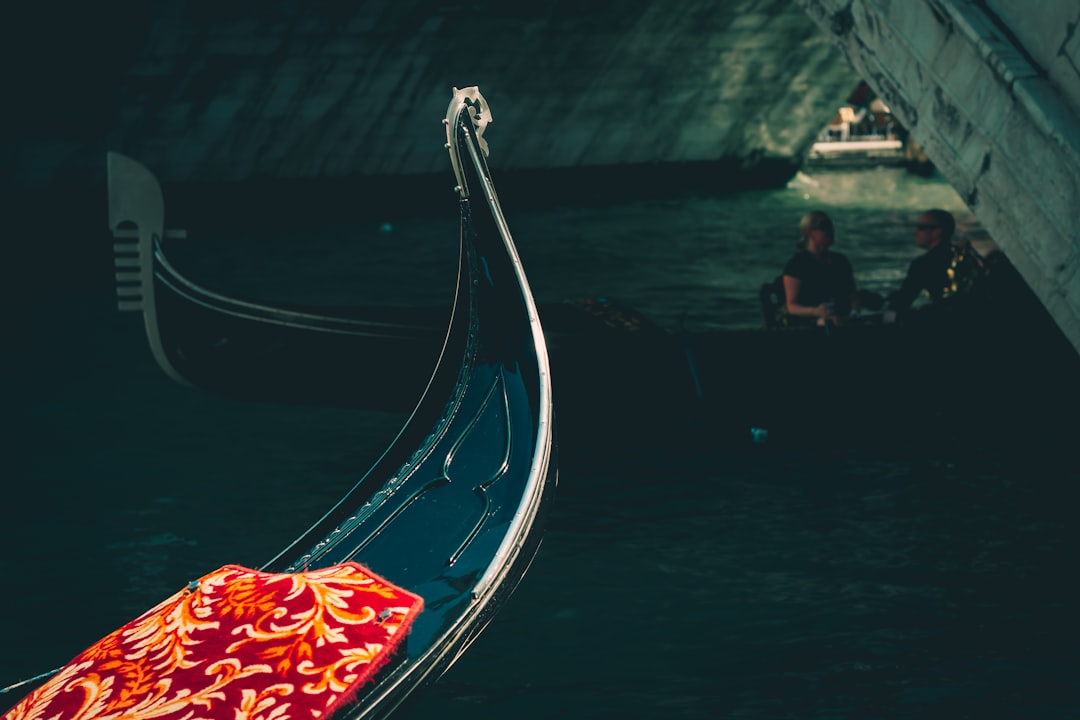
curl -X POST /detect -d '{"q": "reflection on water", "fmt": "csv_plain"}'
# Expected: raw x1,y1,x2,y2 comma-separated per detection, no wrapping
165,166,979,334
505,166,980,330
5,167,1077,718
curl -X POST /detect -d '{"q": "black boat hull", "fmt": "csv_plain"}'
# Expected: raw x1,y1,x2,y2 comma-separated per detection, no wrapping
88,86,558,720
106,151,1079,456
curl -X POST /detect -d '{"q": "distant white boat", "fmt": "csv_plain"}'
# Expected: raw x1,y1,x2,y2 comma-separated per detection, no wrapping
803,96,930,171
809,138,903,154
806,137,905,165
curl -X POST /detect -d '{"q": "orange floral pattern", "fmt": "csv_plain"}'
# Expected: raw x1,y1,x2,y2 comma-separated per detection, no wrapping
4,563,423,720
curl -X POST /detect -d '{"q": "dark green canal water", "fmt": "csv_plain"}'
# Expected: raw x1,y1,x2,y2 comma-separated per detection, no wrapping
4,166,1078,718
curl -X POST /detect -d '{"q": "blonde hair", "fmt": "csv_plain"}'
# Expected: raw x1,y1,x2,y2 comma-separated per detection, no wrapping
797,210,833,248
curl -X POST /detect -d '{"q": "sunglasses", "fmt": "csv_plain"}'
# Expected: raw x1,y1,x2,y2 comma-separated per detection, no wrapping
916,223,940,231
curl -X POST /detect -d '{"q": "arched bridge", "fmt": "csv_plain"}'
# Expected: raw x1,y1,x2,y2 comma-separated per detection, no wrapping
5,0,1079,353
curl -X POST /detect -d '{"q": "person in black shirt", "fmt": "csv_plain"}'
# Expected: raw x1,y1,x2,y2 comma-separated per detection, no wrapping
885,209,983,320
782,210,860,326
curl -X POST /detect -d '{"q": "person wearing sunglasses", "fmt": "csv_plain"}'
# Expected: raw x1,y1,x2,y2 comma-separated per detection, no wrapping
781,210,862,327
884,208,983,322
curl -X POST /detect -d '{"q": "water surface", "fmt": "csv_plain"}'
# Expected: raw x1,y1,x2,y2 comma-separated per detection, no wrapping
4,167,1076,718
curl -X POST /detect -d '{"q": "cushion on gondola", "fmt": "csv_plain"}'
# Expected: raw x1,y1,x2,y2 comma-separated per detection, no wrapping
2,563,423,720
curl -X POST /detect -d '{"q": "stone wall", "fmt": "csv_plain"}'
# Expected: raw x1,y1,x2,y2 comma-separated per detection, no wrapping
7,0,1077,352
983,0,1080,118
796,0,1080,355
4,0,858,190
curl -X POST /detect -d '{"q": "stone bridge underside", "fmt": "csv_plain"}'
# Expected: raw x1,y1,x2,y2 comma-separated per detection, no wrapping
797,0,1080,358
5,0,1079,353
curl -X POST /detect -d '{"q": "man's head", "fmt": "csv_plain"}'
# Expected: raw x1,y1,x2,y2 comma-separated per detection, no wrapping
915,209,955,250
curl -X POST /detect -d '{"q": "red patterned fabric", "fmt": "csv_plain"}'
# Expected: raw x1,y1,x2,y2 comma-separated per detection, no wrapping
4,563,423,720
